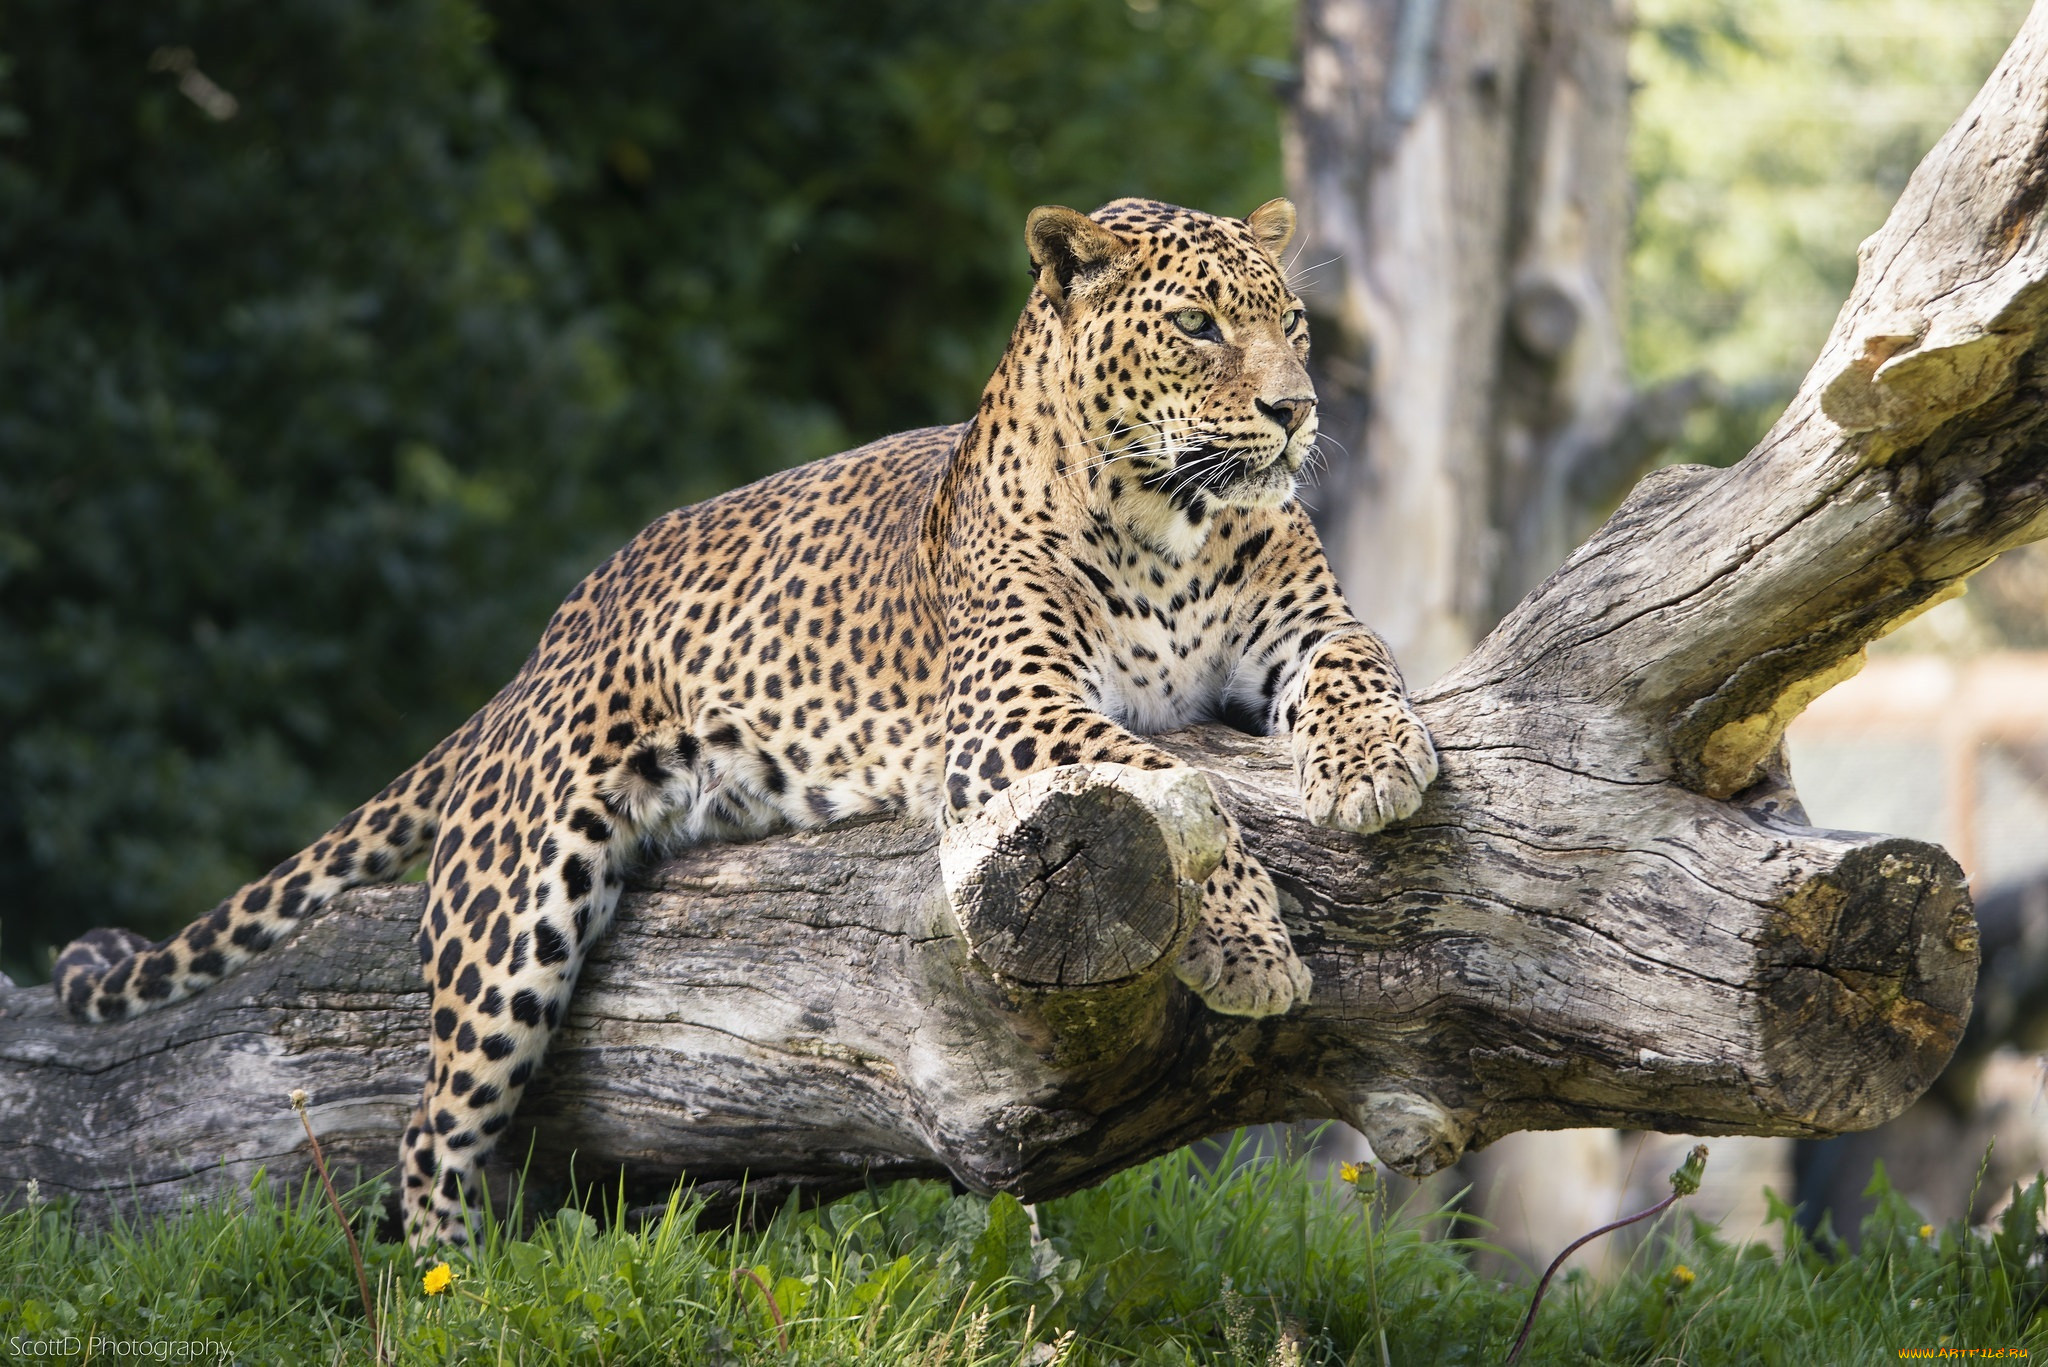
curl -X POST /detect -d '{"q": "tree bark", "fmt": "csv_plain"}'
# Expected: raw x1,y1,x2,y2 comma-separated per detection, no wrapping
9,0,2048,1230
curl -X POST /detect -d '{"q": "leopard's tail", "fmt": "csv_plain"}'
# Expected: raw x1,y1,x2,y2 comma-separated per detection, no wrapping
54,713,483,1022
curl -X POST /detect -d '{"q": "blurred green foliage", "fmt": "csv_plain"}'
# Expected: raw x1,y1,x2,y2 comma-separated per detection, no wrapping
1629,0,2029,466
0,0,1290,980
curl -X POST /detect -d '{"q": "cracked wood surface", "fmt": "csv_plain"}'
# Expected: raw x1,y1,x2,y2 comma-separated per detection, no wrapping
7,0,2048,1229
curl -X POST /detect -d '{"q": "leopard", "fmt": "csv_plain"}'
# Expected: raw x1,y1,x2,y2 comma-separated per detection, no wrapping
53,195,1438,1248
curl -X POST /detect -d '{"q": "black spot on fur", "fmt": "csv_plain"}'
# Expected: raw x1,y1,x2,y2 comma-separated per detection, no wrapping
562,855,593,902
628,746,669,784
568,808,614,844
231,923,275,952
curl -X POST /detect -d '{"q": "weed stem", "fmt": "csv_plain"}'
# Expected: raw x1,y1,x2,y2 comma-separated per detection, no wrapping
291,1089,382,1365
733,1265,790,1350
1503,1144,1708,1366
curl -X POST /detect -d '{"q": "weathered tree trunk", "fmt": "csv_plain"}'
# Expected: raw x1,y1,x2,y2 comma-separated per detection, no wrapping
8,1,2048,1231
1286,0,1706,682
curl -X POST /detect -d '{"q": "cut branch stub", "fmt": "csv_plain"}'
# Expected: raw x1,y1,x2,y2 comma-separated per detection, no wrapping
934,764,1224,1080
1757,838,1980,1125
939,764,1223,991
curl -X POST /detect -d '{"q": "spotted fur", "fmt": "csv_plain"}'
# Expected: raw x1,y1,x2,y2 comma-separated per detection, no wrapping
54,197,1437,1246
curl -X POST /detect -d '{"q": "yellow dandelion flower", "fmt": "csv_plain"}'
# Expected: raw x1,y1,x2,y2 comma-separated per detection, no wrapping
1919,1224,1934,1239
1670,1264,1695,1288
1338,1161,1363,1184
422,1262,454,1295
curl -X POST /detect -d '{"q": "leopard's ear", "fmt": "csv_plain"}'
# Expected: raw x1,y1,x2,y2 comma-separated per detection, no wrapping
1026,206,1133,311
1245,198,1297,264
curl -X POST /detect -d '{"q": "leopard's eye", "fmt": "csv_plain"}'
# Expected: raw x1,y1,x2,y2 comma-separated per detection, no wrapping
1172,308,1215,337
1282,308,1304,331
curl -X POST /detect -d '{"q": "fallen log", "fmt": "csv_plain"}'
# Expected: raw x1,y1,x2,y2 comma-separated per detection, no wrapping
9,0,2048,1229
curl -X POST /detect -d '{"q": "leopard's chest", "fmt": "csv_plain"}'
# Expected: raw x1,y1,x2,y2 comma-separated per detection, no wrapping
1083,563,1242,735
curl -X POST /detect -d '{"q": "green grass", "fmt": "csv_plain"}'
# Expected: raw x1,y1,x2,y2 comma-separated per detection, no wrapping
3,1135,2046,1364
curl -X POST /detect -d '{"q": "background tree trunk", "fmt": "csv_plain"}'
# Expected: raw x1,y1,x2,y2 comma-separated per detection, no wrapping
1287,0,1703,682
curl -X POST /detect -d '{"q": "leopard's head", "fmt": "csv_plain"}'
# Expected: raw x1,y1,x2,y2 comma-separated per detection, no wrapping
1026,196,1315,557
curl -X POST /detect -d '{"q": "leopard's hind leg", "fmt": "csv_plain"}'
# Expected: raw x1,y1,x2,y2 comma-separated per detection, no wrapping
399,715,703,1249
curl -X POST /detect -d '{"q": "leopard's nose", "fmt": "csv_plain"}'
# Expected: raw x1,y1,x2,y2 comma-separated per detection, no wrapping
1256,395,1315,435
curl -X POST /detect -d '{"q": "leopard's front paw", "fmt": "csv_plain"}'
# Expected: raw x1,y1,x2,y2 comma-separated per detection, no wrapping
1296,694,1438,835
1174,851,1312,1018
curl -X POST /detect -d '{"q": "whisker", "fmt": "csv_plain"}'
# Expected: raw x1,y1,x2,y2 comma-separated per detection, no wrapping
1310,430,1352,460
1075,428,1201,470
1285,255,1341,291
1200,450,1247,491
1072,441,1194,482
1058,415,1182,452
1297,438,1343,488
1155,446,1228,503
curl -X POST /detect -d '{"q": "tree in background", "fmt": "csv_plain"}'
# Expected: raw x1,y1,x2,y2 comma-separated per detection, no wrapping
1286,0,1719,687
0,0,1294,980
